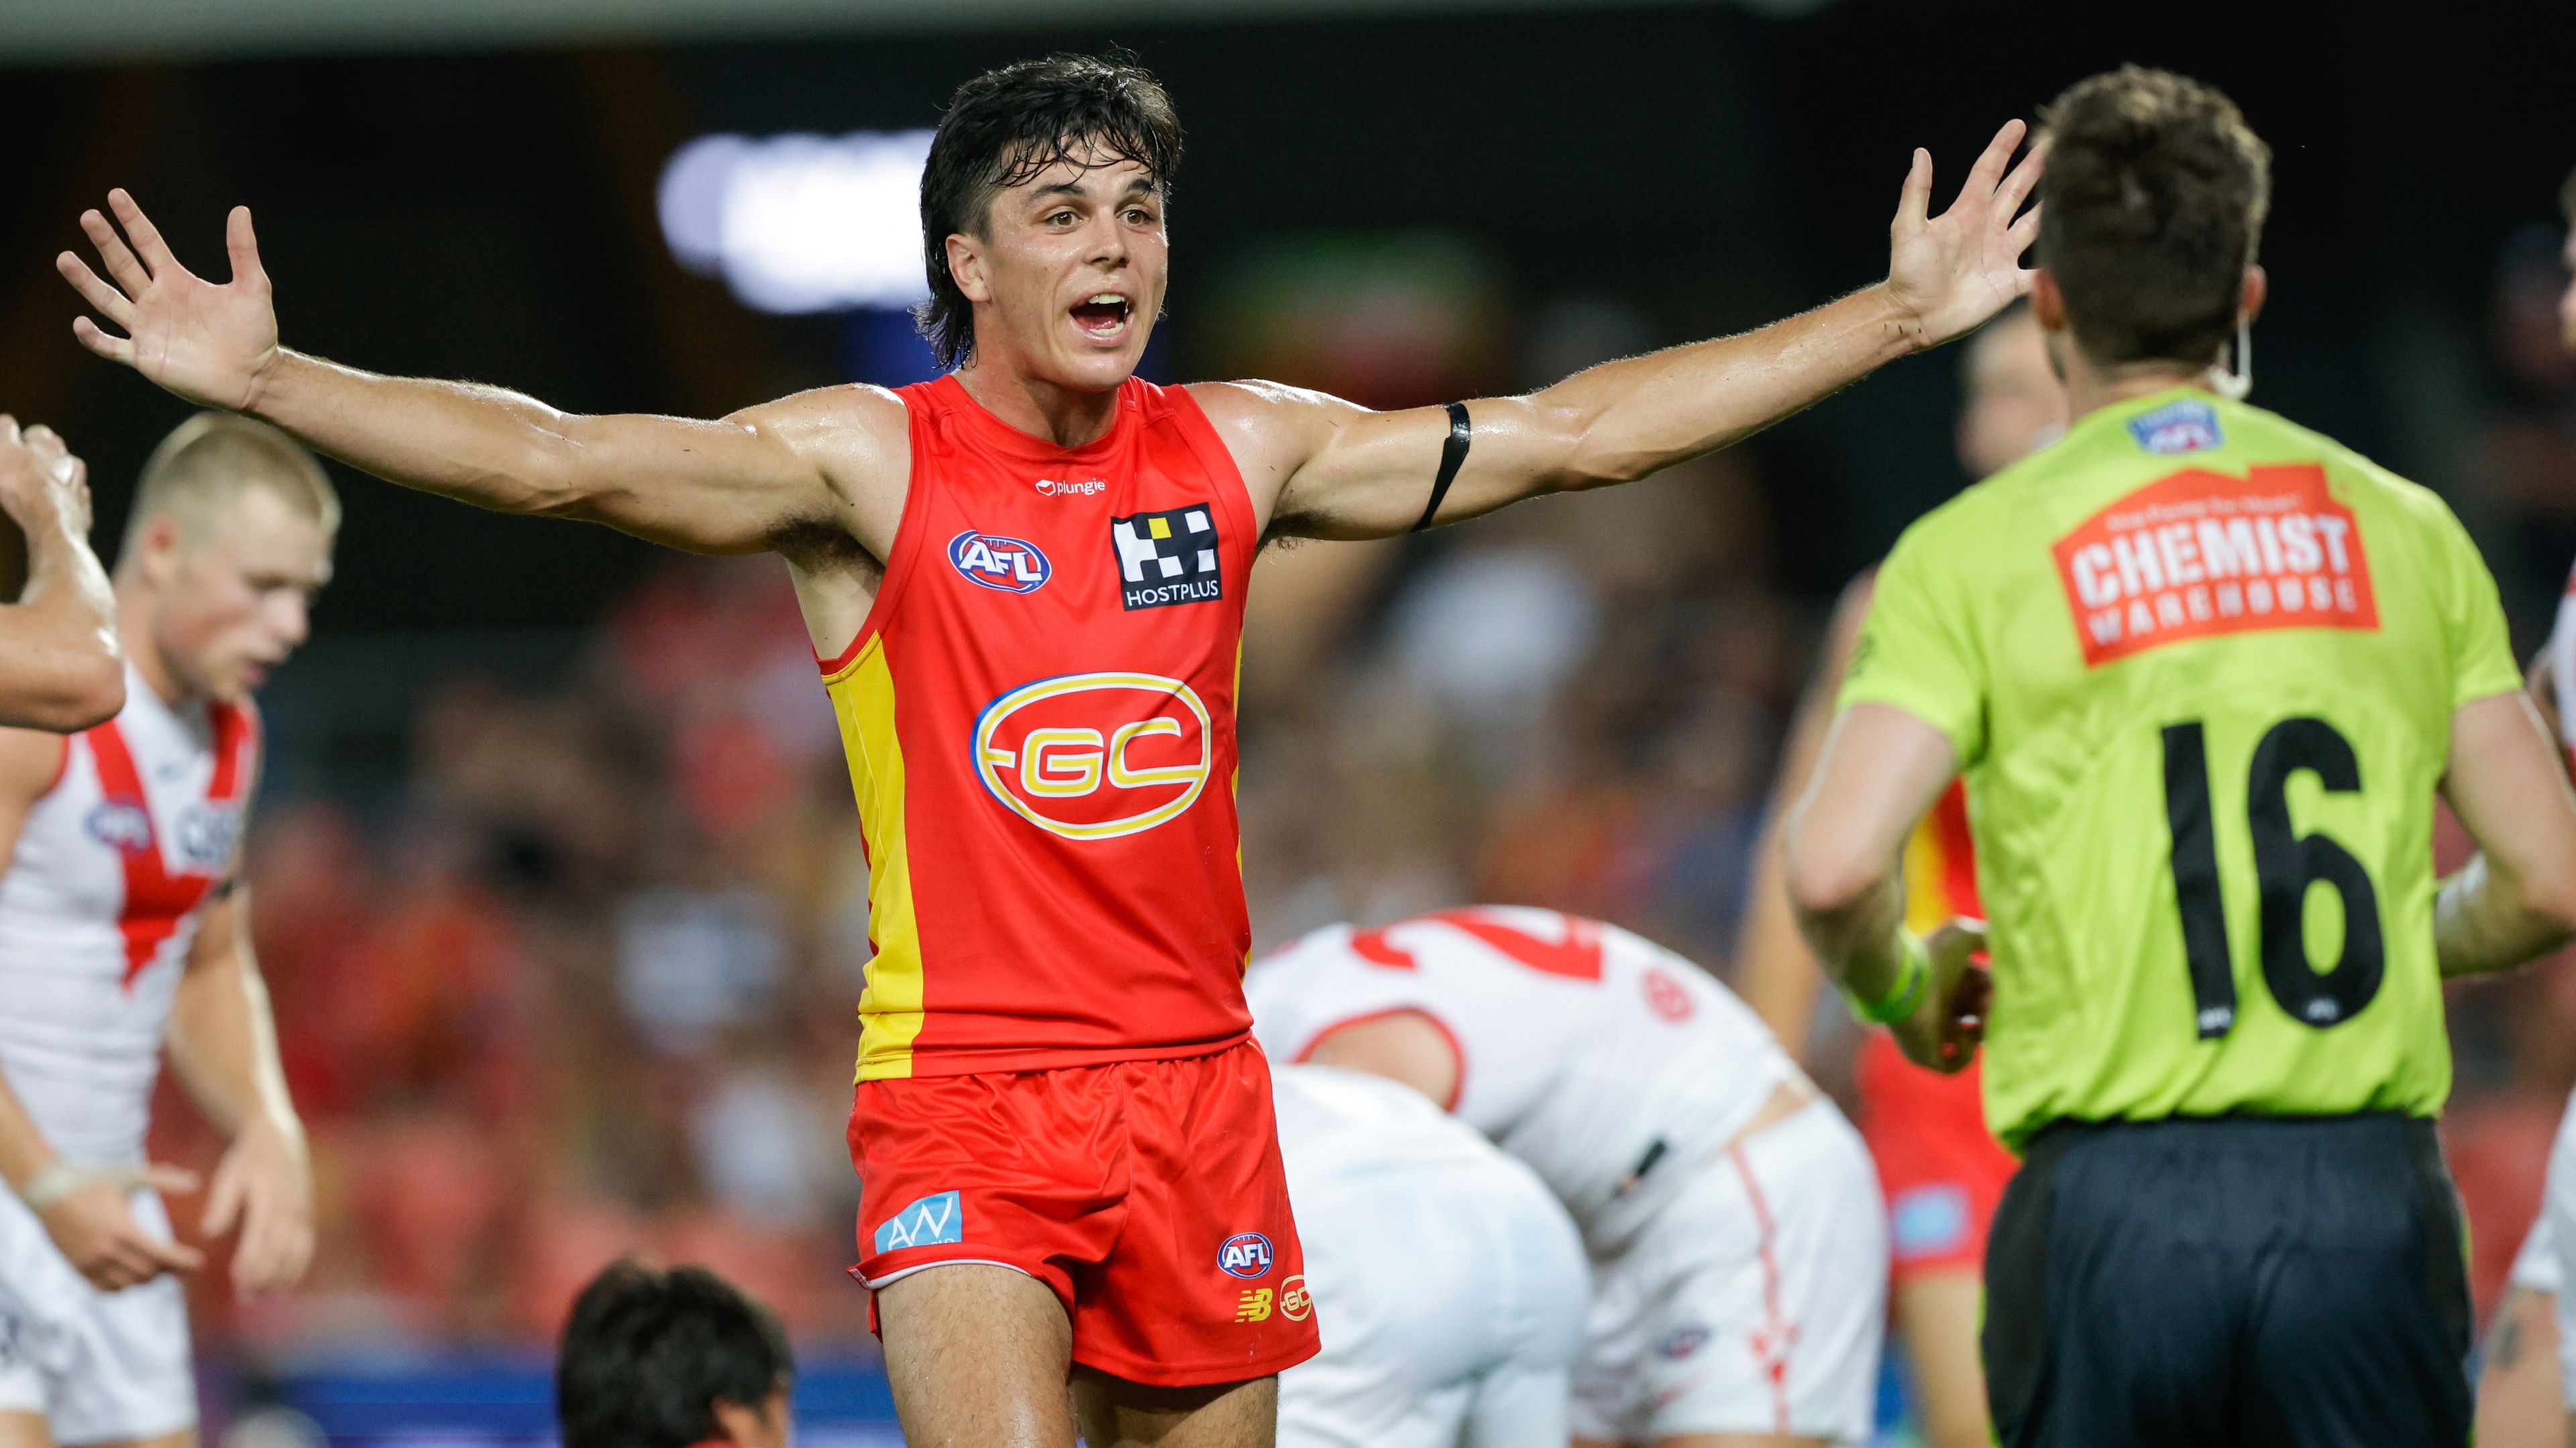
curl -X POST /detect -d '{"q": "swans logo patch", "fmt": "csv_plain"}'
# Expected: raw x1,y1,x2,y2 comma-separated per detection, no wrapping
1112,506,1222,610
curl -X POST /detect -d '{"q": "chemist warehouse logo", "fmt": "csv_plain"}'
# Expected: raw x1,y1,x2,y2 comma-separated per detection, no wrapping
2052,464,2379,669
972,672,1213,840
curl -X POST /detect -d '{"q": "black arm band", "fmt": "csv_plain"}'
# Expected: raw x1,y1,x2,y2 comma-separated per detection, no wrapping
1411,402,1472,533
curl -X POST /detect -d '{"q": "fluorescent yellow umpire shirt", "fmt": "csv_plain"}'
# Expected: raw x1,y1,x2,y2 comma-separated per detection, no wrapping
1841,388,2522,1152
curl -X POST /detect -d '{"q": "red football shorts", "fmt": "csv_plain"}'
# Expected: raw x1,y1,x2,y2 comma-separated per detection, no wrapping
1854,1029,2019,1284
847,1036,1321,1386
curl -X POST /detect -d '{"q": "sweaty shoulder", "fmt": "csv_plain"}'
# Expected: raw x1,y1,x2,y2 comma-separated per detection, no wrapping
731,383,912,552
1185,380,1352,526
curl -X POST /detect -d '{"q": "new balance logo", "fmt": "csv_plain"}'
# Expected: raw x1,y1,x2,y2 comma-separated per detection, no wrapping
1110,506,1221,610
1234,1288,1273,1323
872,1190,963,1254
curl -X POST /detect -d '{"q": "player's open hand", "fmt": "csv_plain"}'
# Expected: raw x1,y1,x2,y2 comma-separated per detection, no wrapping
1893,916,1992,1074
0,418,92,538
1884,120,2045,351
36,1164,206,1293
202,1120,315,1299
57,192,280,412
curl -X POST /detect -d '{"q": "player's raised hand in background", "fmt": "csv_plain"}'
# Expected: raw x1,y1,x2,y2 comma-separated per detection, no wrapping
1884,120,2045,349
57,190,279,412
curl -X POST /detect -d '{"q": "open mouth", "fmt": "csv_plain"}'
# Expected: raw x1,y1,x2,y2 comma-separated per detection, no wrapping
1071,293,1133,339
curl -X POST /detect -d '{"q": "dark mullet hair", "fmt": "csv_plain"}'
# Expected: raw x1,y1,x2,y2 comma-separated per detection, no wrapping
915,52,1184,370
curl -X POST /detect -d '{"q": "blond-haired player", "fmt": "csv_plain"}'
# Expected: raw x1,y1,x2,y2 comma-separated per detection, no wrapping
0,412,333,1448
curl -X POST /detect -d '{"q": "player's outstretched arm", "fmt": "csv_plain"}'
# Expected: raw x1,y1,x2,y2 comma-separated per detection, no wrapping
0,421,123,732
58,192,879,556
1242,123,2042,539
2436,690,2576,977
166,884,313,1299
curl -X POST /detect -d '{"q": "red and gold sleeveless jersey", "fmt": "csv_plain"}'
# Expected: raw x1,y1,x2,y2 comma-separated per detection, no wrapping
823,375,1256,1080
1900,779,1982,932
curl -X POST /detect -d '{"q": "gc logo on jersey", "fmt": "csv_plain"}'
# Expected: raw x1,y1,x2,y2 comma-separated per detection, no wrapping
972,672,1212,840
1218,1232,1275,1278
947,531,1052,594
1111,506,1221,610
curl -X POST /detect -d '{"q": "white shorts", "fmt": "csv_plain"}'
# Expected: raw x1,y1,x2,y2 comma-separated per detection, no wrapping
1571,1097,1886,1445
2540,1087,2576,1406
1278,1146,1589,1448
0,1186,196,1445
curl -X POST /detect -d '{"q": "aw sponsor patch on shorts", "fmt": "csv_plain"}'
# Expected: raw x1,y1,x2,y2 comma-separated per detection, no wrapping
873,1190,964,1253
2052,463,2379,668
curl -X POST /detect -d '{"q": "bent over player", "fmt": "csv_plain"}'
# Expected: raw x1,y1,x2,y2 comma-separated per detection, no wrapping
0,414,329,1448
1248,907,1885,1447
58,54,2037,1448
1786,68,2576,1447
1269,1063,1587,1448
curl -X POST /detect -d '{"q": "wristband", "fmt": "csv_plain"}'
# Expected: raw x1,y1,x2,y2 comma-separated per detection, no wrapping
1845,932,1930,1025
16,1161,88,1211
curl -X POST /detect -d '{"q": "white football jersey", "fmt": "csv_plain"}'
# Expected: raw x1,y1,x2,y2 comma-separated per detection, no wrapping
0,670,257,1167
1246,907,1794,1250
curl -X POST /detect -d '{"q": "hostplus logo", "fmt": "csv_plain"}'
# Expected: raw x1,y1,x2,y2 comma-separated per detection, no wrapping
1111,506,1222,610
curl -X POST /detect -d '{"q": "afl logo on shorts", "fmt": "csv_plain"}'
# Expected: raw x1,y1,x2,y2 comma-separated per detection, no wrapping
947,530,1051,594
972,672,1212,841
1218,1232,1275,1279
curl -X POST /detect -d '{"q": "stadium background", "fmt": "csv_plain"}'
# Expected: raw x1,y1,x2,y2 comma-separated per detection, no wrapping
1,0,2570,1443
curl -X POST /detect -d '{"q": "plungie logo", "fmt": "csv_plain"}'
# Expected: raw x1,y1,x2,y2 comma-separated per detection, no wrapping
2053,464,2377,669
972,672,1213,841
948,530,1052,594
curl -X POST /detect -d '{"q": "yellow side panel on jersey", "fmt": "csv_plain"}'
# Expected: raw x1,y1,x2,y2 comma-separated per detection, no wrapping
824,636,925,1081
1900,822,1951,936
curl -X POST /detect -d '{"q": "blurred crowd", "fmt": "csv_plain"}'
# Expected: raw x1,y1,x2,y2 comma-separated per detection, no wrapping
144,231,2576,1368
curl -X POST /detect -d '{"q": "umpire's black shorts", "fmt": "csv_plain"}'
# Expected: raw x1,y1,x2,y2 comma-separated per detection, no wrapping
1983,1111,2471,1448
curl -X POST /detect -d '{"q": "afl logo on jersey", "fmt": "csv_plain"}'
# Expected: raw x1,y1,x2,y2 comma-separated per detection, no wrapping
85,800,152,854
947,531,1052,594
972,672,1212,841
1217,1232,1275,1278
